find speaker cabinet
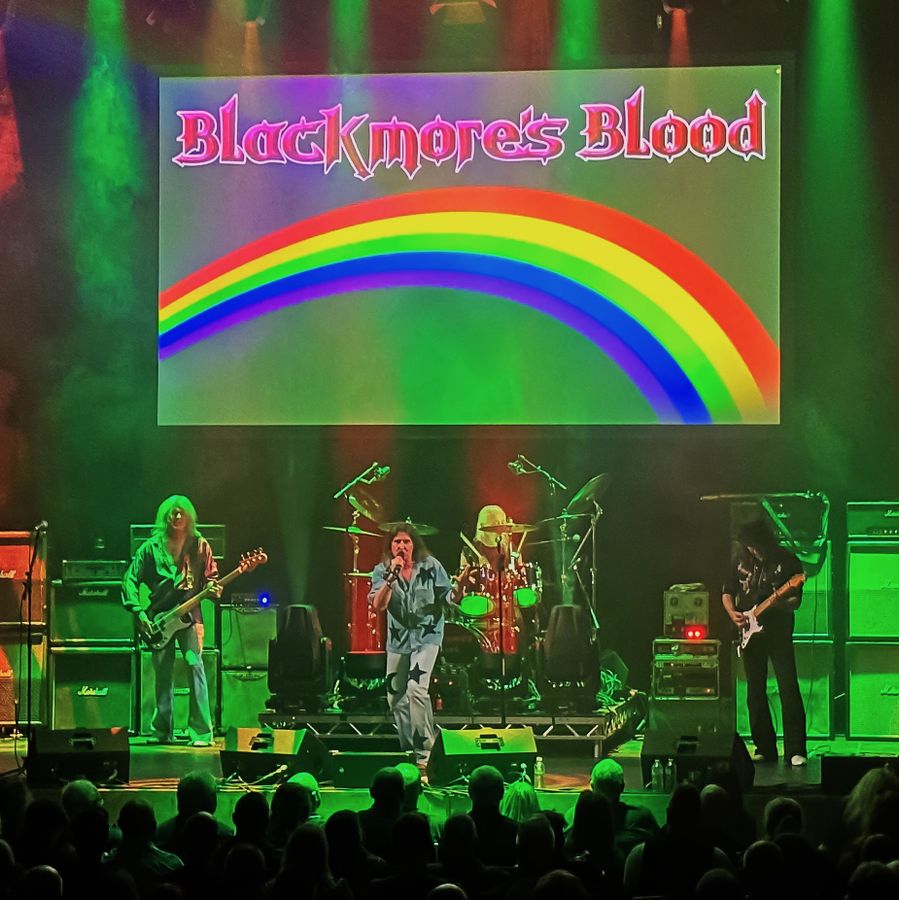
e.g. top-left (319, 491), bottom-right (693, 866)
top-left (220, 604), bottom-right (276, 668)
top-left (140, 649), bottom-right (219, 736)
top-left (642, 697), bottom-right (754, 792)
top-left (847, 543), bottom-right (899, 638)
top-left (847, 642), bottom-right (899, 739)
top-left (0, 630), bottom-right (45, 725)
top-left (26, 726), bottom-right (130, 785)
top-left (735, 639), bottom-right (833, 739)
top-left (50, 646), bottom-right (134, 730)
top-left (220, 668), bottom-right (270, 731)
top-left (219, 727), bottom-right (329, 781)
top-left (50, 580), bottom-right (135, 644)
top-left (0, 532), bottom-right (46, 626)
top-left (795, 543), bottom-right (831, 637)
top-left (426, 727), bottom-right (537, 786)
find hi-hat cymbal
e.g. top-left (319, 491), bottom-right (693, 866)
top-left (480, 522), bottom-right (538, 535)
top-left (347, 488), bottom-right (384, 523)
top-left (323, 525), bottom-right (380, 537)
top-left (378, 520), bottom-right (439, 536)
top-left (566, 473), bottom-right (612, 514)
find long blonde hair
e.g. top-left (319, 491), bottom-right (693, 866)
top-left (152, 494), bottom-right (200, 542)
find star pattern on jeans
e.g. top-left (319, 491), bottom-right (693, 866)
top-left (408, 662), bottom-right (427, 684)
top-left (390, 624), bottom-right (404, 644)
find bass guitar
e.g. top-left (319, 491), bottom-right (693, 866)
top-left (139, 548), bottom-right (268, 650)
top-left (736, 572), bottom-right (805, 656)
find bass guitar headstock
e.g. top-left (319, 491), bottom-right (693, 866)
top-left (238, 548), bottom-right (268, 573)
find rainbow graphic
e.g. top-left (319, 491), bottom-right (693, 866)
top-left (159, 187), bottom-right (779, 424)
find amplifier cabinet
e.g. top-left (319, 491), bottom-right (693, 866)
top-left (0, 532), bottom-right (46, 626)
top-left (847, 502), bottom-right (899, 540)
top-left (220, 604), bottom-right (276, 668)
top-left (653, 639), bottom-right (720, 698)
top-left (50, 580), bottom-right (135, 644)
top-left (220, 668), bottom-right (270, 731)
top-left (140, 649), bottom-right (219, 736)
top-left (50, 646), bottom-right (134, 730)
top-left (847, 543), bottom-right (899, 639)
top-left (847, 642), bottom-right (899, 739)
top-left (736, 639), bottom-right (833, 739)
top-left (0, 630), bottom-right (45, 725)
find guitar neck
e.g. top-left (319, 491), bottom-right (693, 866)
top-left (752, 573), bottom-right (805, 619)
top-left (170, 565), bottom-right (241, 618)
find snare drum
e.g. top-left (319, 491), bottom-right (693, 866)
top-left (512, 562), bottom-right (542, 609)
top-left (457, 565), bottom-right (498, 618)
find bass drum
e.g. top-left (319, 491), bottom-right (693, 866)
top-left (440, 620), bottom-right (490, 666)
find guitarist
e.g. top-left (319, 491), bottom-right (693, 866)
top-left (122, 495), bottom-right (221, 747)
top-left (722, 518), bottom-right (807, 767)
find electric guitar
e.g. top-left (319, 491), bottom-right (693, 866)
top-left (139, 548), bottom-right (268, 650)
top-left (736, 573), bottom-right (806, 656)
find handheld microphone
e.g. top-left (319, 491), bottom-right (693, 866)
top-left (33, 520), bottom-right (48, 534)
top-left (507, 456), bottom-right (526, 475)
top-left (373, 463), bottom-right (391, 480)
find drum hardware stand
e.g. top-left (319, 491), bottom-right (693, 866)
top-left (568, 501), bottom-right (603, 633)
top-left (495, 535), bottom-right (509, 726)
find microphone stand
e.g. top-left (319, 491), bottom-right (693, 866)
top-left (20, 527), bottom-right (44, 740)
top-left (495, 535), bottom-right (507, 726)
top-left (332, 461), bottom-right (384, 500)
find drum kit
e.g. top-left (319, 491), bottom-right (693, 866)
top-left (327, 460), bottom-right (611, 714)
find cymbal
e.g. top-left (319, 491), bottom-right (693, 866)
top-left (323, 525), bottom-right (380, 537)
top-left (566, 473), bottom-right (612, 514)
top-left (537, 512), bottom-right (587, 525)
top-left (347, 487), bottom-right (384, 523)
top-left (479, 522), bottom-right (538, 535)
top-left (378, 520), bottom-right (439, 536)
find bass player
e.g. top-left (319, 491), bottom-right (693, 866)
top-left (722, 518), bottom-right (807, 767)
top-left (122, 495), bottom-right (220, 747)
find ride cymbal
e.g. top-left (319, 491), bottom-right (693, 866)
top-left (378, 520), bottom-right (439, 536)
top-left (566, 473), bottom-right (612, 514)
top-left (323, 525), bottom-right (380, 537)
top-left (479, 522), bottom-right (538, 535)
top-left (347, 487), bottom-right (384, 523)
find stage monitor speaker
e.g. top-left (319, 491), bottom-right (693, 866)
top-left (642, 697), bottom-right (754, 792)
top-left (220, 668), bottom-right (270, 731)
top-left (49, 580), bottom-right (134, 644)
top-left (0, 531), bottom-right (46, 626)
top-left (847, 642), bottom-right (899, 739)
top-left (219, 727), bottom-right (329, 782)
top-left (220, 603), bottom-right (276, 668)
top-left (0, 630), bottom-right (45, 725)
top-left (820, 755), bottom-right (899, 795)
top-left (847, 543), bottom-right (899, 638)
top-left (25, 726), bottom-right (130, 785)
top-left (735, 639), bottom-right (833, 739)
top-left (331, 750), bottom-right (416, 787)
top-left (140, 649), bottom-right (219, 736)
top-left (51, 646), bottom-right (134, 730)
top-left (426, 727), bottom-right (537, 786)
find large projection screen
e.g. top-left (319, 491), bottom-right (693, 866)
top-left (159, 66), bottom-right (781, 425)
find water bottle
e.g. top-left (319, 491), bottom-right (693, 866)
top-left (650, 758), bottom-right (663, 791)
top-left (533, 756), bottom-right (545, 790)
top-left (665, 758), bottom-right (675, 791)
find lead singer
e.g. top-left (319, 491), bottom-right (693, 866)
top-left (370, 525), bottom-right (455, 769)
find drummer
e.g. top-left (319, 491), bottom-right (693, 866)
top-left (459, 504), bottom-right (524, 572)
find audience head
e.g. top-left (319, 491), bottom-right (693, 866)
top-left (541, 810), bottom-right (566, 855)
top-left (20, 866), bottom-right (62, 900)
top-left (516, 814), bottom-right (555, 874)
top-left (427, 885), bottom-right (468, 900)
top-left (437, 814), bottom-right (477, 866)
top-left (394, 812), bottom-right (436, 868)
top-left (369, 767), bottom-right (405, 813)
top-left (233, 790), bottom-right (270, 841)
top-left (69, 804), bottom-right (110, 862)
top-left (700, 784), bottom-right (731, 834)
top-left (468, 766), bottom-right (505, 810)
top-left (60, 780), bottom-right (101, 822)
top-left (288, 772), bottom-right (321, 813)
top-left (763, 796), bottom-right (804, 839)
top-left (118, 799), bottom-right (157, 844)
top-left (695, 867), bottom-right (745, 900)
top-left (224, 843), bottom-right (267, 889)
top-left (534, 869), bottom-right (589, 900)
top-left (868, 789), bottom-right (899, 840)
top-left (396, 762), bottom-right (423, 812)
top-left (282, 823), bottom-right (330, 882)
top-left (860, 832), bottom-right (899, 865)
top-left (570, 790), bottom-right (615, 856)
top-left (846, 861), bottom-right (899, 900)
top-left (20, 799), bottom-right (67, 858)
top-left (742, 840), bottom-right (784, 895)
top-left (0, 772), bottom-right (30, 841)
top-left (324, 809), bottom-right (364, 859)
top-left (177, 811), bottom-right (219, 865)
top-left (666, 783), bottom-right (703, 835)
top-left (844, 766), bottom-right (899, 838)
top-left (590, 759), bottom-right (625, 803)
top-left (500, 779), bottom-right (540, 822)
top-left (270, 781), bottom-right (312, 834)
top-left (706, 762), bottom-right (746, 807)
top-left (176, 770), bottom-right (218, 818)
